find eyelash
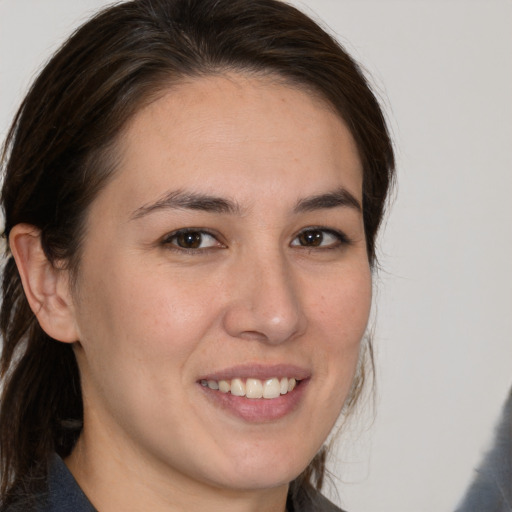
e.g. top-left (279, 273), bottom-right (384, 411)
top-left (161, 226), bottom-right (352, 254)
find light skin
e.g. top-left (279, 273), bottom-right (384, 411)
top-left (10, 73), bottom-right (372, 512)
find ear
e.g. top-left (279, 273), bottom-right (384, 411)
top-left (9, 224), bottom-right (79, 343)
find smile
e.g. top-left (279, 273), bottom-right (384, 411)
top-left (200, 377), bottom-right (298, 399)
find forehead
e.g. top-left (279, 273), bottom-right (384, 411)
top-left (100, 73), bottom-right (363, 214)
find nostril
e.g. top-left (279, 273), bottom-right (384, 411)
top-left (238, 330), bottom-right (271, 342)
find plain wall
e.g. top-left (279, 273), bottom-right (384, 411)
top-left (1, 1), bottom-right (511, 511)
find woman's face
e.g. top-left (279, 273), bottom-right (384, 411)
top-left (69, 74), bottom-right (371, 493)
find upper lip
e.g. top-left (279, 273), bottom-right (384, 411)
top-left (198, 363), bottom-right (310, 382)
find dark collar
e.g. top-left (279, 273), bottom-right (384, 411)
top-left (43, 454), bottom-right (96, 512)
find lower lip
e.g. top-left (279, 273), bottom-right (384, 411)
top-left (199, 379), bottom-right (309, 423)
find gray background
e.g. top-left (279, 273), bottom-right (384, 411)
top-left (1, 1), bottom-right (511, 511)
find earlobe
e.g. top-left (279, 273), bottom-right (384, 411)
top-left (9, 224), bottom-right (79, 343)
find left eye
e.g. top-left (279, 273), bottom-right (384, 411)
top-left (290, 228), bottom-right (344, 248)
top-left (163, 230), bottom-right (221, 250)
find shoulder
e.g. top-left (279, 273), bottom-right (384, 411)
top-left (44, 454), bottom-right (96, 512)
top-left (1, 454), bottom-right (95, 512)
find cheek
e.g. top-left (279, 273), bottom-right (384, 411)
top-left (315, 265), bottom-right (372, 341)
top-left (72, 257), bottom-right (229, 416)
top-left (72, 263), bottom-right (212, 430)
top-left (77, 258), bottom-right (214, 350)
top-left (311, 265), bottom-right (372, 386)
top-left (296, 267), bottom-right (371, 445)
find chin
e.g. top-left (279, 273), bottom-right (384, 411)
top-left (207, 449), bottom-right (311, 491)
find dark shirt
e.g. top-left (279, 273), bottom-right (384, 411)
top-left (3, 455), bottom-right (344, 512)
top-left (42, 455), bottom-right (96, 512)
top-left (1, 455), bottom-right (94, 512)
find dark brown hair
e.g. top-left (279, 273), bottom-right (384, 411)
top-left (0, 0), bottom-right (394, 504)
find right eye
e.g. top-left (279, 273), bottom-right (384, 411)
top-left (162, 229), bottom-right (223, 251)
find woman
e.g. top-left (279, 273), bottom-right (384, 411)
top-left (0, 0), bottom-right (394, 510)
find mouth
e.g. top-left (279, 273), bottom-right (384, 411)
top-left (200, 377), bottom-right (299, 399)
top-left (197, 365), bottom-right (310, 422)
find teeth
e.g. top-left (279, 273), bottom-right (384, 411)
top-left (218, 380), bottom-right (230, 393)
top-left (280, 377), bottom-right (289, 395)
top-left (207, 380), bottom-right (219, 390)
top-left (246, 378), bottom-right (263, 398)
top-left (200, 377), bottom-right (300, 399)
top-left (230, 378), bottom-right (245, 397)
top-left (263, 378), bottom-right (281, 399)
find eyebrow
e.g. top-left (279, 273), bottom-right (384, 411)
top-left (294, 187), bottom-right (362, 213)
top-left (131, 189), bottom-right (243, 220)
top-left (131, 186), bottom-right (361, 221)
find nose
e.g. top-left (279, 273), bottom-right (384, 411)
top-left (221, 250), bottom-right (307, 345)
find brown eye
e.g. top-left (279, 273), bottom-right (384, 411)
top-left (176, 231), bottom-right (203, 249)
top-left (164, 230), bottom-right (220, 250)
top-left (291, 228), bottom-right (346, 248)
top-left (297, 229), bottom-right (323, 247)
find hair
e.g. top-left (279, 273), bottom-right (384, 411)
top-left (0, 0), bottom-right (394, 505)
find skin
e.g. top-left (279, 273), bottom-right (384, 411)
top-left (11, 73), bottom-right (371, 512)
